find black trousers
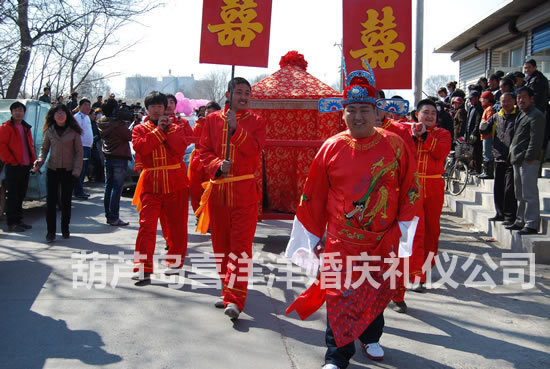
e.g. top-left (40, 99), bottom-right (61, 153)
top-left (5, 164), bottom-right (30, 226)
top-left (493, 161), bottom-right (517, 221)
top-left (46, 169), bottom-right (74, 234)
top-left (325, 313), bottom-right (384, 368)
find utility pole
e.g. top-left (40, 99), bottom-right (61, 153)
top-left (334, 40), bottom-right (343, 92)
top-left (414, 0), bottom-right (424, 106)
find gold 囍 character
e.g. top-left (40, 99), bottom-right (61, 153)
top-left (349, 6), bottom-right (405, 69)
top-left (208, 0), bottom-right (264, 47)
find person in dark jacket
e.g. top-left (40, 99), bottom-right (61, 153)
top-left (39, 87), bottom-right (52, 104)
top-left (506, 87), bottom-right (546, 235)
top-left (524, 59), bottom-right (549, 115)
top-left (97, 99), bottom-right (131, 226)
top-left (479, 92), bottom-right (517, 224)
top-left (451, 96), bottom-right (467, 148)
top-left (436, 101), bottom-right (453, 141)
top-left (67, 91), bottom-right (79, 112)
top-left (467, 91), bottom-right (484, 173)
top-left (0, 102), bottom-right (36, 232)
top-left (524, 59), bottom-right (550, 161)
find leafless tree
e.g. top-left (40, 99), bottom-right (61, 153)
top-left (201, 69), bottom-right (230, 105)
top-left (125, 75), bottom-right (158, 99)
top-left (250, 73), bottom-right (269, 86)
top-left (0, 0), bottom-right (159, 98)
top-left (424, 74), bottom-right (456, 97)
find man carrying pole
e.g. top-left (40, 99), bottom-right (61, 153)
top-left (195, 77), bottom-right (266, 320)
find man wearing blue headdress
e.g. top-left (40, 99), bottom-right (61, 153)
top-left (285, 72), bottom-right (421, 369)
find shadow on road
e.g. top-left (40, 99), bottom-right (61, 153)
top-left (0, 260), bottom-right (122, 369)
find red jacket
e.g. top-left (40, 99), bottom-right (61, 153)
top-left (414, 126), bottom-right (451, 196)
top-left (198, 109), bottom-right (266, 207)
top-left (0, 119), bottom-right (36, 166)
top-left (132, 119), bottom-right (189, 194)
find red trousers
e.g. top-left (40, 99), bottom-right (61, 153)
top-left (394, 178), bottom-right (444, 302)
top-left (209, 201), bottom-right (257, 312)
top-left (410, 177), bottom-right (445, 284)
top-left (134, 188), bottom-right (189, 273)
top-left (188, 150), bottom-right (208, 213)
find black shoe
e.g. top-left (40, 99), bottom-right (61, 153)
top-left (411, 283), bottom-right (426, 293)
top-left (8, 224), bottom-right (26, 232)
top-left (392, 301), bottom-right (408, 313)
top-left (488, 215), bottom-right (504, 222)
top-left (518, 227), bottom-right (538, 235)
top-left (46, 233), bottom-right (56, 243)
top-left (18, 222), bottom-right (32, 229)
top-left (505, 223), bottom-right (523, 231)
top-left (502, 220), bottom-right (515, 226)
top-left (131, 272), bottom-right (151, 281)
top-left (75, 194), bottom-right (89, 200)
top-left (62, 231), bottom-right (70, 239)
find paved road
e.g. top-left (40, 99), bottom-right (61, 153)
top-left (1, 183), bottom-right (549, 369)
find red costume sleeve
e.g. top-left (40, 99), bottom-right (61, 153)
top-left (132, 123), bottom-right (167, 157)
top-left (230, 116), bottom-right (266, 157)
top-left (394, 135), bottom-right (421, 222)
top-left (164, 124), bottom-right (188, 158)
top-left (295, 141), bottom-right (332, 239)
top-left (420, 127), bottom-right (452, 162)
top-left (198, 115), bottom-right (224, 178)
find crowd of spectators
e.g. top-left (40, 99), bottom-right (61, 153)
top-left (430, 59), bottom-right (549, 235)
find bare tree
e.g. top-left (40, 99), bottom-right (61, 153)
top-left (201, 70), bottom-right (230, 105)
top-left (125, 75), bottom-right (158, 99)
top-left (424, 74), bottom-right (456, 97)
top-left (250, 73), bottom-right (269, 86)
top-left (78, 71), bottom-right (111, 99)
top-left (0, 0), bottom-right (159, 98)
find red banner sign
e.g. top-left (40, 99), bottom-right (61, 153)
top-left (200, 0), bottom-right (272, 67)
top-left (343, 0), bottom-right (412, 89)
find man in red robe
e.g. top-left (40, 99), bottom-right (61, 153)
top-left (285, 77), bottom-right (420, 369)
top-left (409, 99), bottom-right (452, 292)
top-left (196, 78), bottom-right (266, 320)
top-left (131, 91), bottom-right (190, 280)
top-left (188, 101), bottom-right (221, 213)
top-left (157, 94), bottom-right (194, 251)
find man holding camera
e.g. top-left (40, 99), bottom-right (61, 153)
top-left (131, 91), bottom-right (190, 280)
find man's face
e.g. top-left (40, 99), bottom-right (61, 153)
top-left (500, 94), bottom-right (515, 113)
top-left (416, 104), bottom-right (437, 127)
top-left (517, 90), bottom-right (534, 112)
top-left (515, 77), bottom-right (524, 86)
top-left (11, 107), bottom-right (25, 122)
top-left (97, 96), bottom-right (102, 102)
top-left (45, 89), bottom-right (50, 96)
top-left (80, 102), bottom-right (91, 115)
top-left (166, 98), bottom-right (176, 114)
top-left (227, 83), bottom-right (251, 112)
top-left (343, 103), bottom-right (376, 139)
top-left (147, 103), bottom-right (165, 120)
top-left (523, 63), bottom-right (536, 77)
top-left (488, 78), bottom-right (499, 90)
top-left (206, 107), bottom-right (217, 116)
top-left (499, 82), bottom-right (512, 93)
top-left (438, 91), bottom-right (447, 98)
top-left (469, 96), bottom-right (479, 106)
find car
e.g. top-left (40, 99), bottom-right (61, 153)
top-left (0, 99), bottom-right (52, 200)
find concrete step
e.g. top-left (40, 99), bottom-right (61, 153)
top-left (445, 177), bottom-right (550, 264)
top-left (473, 176), bottom-right (550, 194)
